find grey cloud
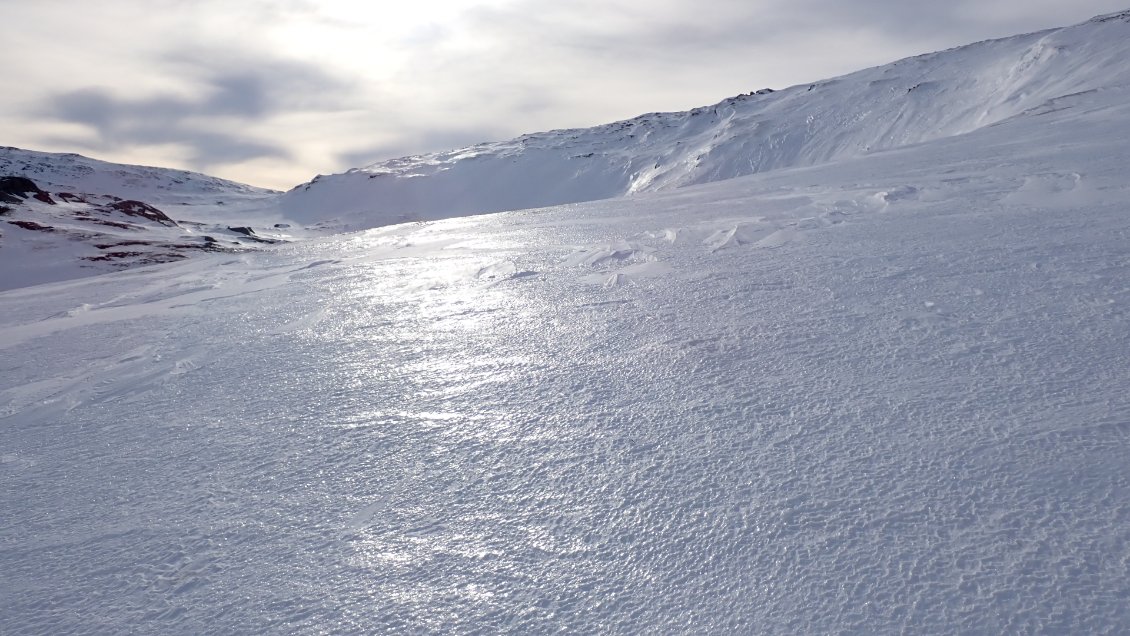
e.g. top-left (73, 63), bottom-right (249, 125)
top-left (463, 0), bottom-right (1119, 69)
top-left (179, 133), bottom-right (288, 166)
top-left (46, 86), bottom-right (290, 168)
top-left (40, 51), bottom-right (356, 170)
top-left (161, 50), bottom-right (353, 113)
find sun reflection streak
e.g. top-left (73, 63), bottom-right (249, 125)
top-left (293, 218), bottom-right (599, 626)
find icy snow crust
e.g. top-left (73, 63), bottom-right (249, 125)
top-left (3, 68), bottom-right (1130, 632)
top-left (281, 12), bottom-right (1130, 230)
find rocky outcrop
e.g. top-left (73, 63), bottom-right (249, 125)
top-left (105, 200), bottom-right (177, 226)
top-left (0, 176), bottom-right (55, 205)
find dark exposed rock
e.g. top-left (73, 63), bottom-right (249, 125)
top-left (7, 220), bottom-right (56, 232)
top-left (201, 236), bottom-right (226, 251)
top-left (93, 240), bottom-right (152, 249)
top-left (72, 213), bottom-right (140, 230)
top-left (227, 225), bottom-right (280, 244)
top-left (93, 219), bottom-right (139, 230)
top-left (82, 251), bottom-right (186, 267)
top-left (0, 176), bottom-right (55, 205)
top-left (1092, 10), bottom-right (1130, 23)
top-left (84, 251), bottom-right (146, 261)
top-left (105, 200), bottom-right (177, 226)
top-left (168, 240), bottom-right (232, 252)
top-left (0, 176), bottom-right (40, 198)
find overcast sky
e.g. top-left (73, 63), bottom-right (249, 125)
top-left (3, 1), bottom-right (1127, 190)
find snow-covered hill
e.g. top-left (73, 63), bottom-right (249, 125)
top-left (0, 146), bottom-right (276, 206)
top-left (280, 10), bottom-right (1130, 229)
top-left (0, 148), bottom-right (289, 290)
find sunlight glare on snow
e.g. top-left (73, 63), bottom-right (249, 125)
top-left (324, 222), bottom-right (543, 443)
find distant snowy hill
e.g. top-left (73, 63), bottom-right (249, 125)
top-left (0, 146), bottom-right (275, 205)
top-left (280, 10), bottom-right (1130, 229)
top-left (0, 148), bottom-right (287, 290)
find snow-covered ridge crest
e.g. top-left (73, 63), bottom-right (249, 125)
top-left (1089, 9), bottom-right (1130, 22)
top-left (281, 9), bottom-right (1130, 229)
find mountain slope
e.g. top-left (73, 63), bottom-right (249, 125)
top-left (0, 148), bottom-right (289, 290)
top-left (280, 10), bottom-right (1130, 229)
top-left (0, 146), bottom-right (277, 206)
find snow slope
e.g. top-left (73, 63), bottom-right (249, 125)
top-left (280, 10), bottom-right (1130, 229)
top-left (0, 146), bottom-right (277, 207)
top-left (3, 35), bottom-right (1130, 632)
top-left (0, 148), bottom-right (289, 290)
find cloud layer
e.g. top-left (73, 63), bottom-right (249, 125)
top-left (3, 0), bottom-right (1128, 189)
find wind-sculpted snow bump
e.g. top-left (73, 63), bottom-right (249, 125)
top-left (347, 498), bottom-right (390, 530)
top-left (754, 228), bottom-right (803, 249)
top-left (702, 225), bottom-right (766, 252)
top-left (580, 261), bottom-right (675, 287)
top-left (169, 353), bottom-right (206, 376)
top-left (299, 259), bottom-right (341, 270)
top-left (563, 240), bottom-right (656, 268)
top-left (1006, 172), bottom-right (1096, 208)
top-left (0, 453), bottom-right (36, 470)
top-left (273, 309), bottom-right (329, 336)
top-left (876, 185), bottom-right (921, 204)
top-left (475, 260), bottom-right (519, 280)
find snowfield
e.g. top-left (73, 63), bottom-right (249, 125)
top-left (3, 11), bottom-right (1130, 635)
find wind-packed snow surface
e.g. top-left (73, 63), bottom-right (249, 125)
top-left (281, 11), bottom-right (1130, 230)
top-left (3, 51), bottom-right (1130, 632)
